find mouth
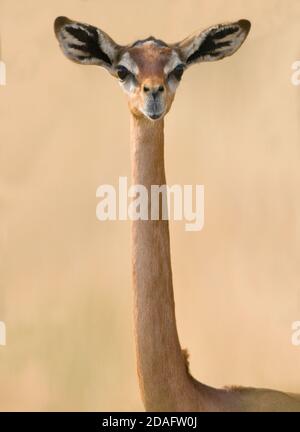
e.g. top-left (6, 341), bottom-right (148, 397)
top-left (143, 100), bottom-right (164, 121)
top-left (149, 113), bottom-right (162, 120)
top-left (145, 112), bottom-right (164, 121)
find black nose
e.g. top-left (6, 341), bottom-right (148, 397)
top-left (143, 85), bottom-right (165, 97)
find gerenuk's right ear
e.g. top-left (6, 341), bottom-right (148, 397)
top-left (54, 16), bottom-right (121, 73)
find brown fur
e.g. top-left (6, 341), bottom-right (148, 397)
top-left (55, 16), bottom-right (300, 412)
top-left (125, 44), bottom-right (175, 119)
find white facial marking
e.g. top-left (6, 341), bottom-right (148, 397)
top-left (119, 76), bottom-right (136, 95)
top-left (118, 52), bottom-right (139, 75)
top-left (164, 51), bottom-right (182, 75)
top-left (117, 53), bottom-right (139, 95)
top-left (141, 40), bottom-right (158, 46)
top-left (164, 51), bottom-right (183, 94)
top-left (168, 76), bottom-right (180, 94)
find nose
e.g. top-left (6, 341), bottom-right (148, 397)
top-left (143, 84), bottom-right (165, 98)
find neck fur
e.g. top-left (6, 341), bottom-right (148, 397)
top-left (130, 114), bottom-right (206, 411)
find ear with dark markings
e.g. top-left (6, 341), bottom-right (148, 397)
top-left (176, 20), bottom-right (251, 65)
top-left (54, 16), bottom-right (121, 72)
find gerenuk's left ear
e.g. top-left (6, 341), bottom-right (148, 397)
top-left (176, 19), bottom-right (251, 66)
top-left (54, 16), bottom-right (121, 73)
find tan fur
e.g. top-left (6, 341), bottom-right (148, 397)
top-left (130, 114), bottom-right (300, 412)
top-left (125, 44), bottom-right (175, 118)
top-left (55, 16), bottom-right (300, 412)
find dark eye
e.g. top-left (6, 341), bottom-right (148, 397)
top-left (171, 64), bottom-right (185, 81)
top-left (117, 66), bottom-right (130, 81)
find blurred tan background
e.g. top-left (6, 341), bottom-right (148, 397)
top-left (1, 0), bottom-right (300, 411)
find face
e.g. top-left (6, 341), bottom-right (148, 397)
top-left (54, 17), bottom-right (251, 121)
top-left (115, 41), bottom-right (184, 120)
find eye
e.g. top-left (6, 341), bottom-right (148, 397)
top-left (117, 65), bottom-right (130, 81)
top-left (170, 64), bottom-right (185, 81)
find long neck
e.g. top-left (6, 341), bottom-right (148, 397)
top-left (127, 115), bottom-right (300, 413)
top-left (130, 114), bottom-right (191, 411)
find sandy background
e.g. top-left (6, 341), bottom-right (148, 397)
top-left (1, 0), bottom-right (300, 411)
